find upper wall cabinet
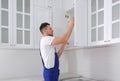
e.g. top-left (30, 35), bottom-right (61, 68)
top-left (66, 0), bottom-right (120, 47)
top-left (64, 8), bottom-right (75, 48)
top-left (0, 0), bottom-right (33, 48)
top-left (13, 0), bottom-right (33, 48)
top-left (88, 0), bottom-right (111, 46)
top-left (63, 0), bottom-right (88, 48)
top-left (33, 5), bottom-right (52, 48)
top-left (74, 0), bottom-right (88, 47)
top-left (88, 0), bottom-right (120, 46)
top-left (0, 0), bottom-right (53, 49)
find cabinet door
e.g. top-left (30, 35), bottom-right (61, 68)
top-left (110, 0), bottom-right (120, 43)
top-left (88, 0), bottom-right (109, 46)
top-left (74, 0), bottom-right (88, 47)
top-left (13, 0), bottom-right (33, 48)
top-left (33, 7), bottom-right (52, 48)
top-left (0, 0), bottom-right (11, 47)
top-left (64, 8), bottom-right (75, 48)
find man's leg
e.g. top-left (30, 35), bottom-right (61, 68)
top-left (44, 69), bottom-right (59, 81)
top-left (44, 69), bottom-right (54, 81)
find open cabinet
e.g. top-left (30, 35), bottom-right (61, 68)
top-left (64, 0), bottom-right (88, 49)
top-left (65, 8), bottom-right (75, 48)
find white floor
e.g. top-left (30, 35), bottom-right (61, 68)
top-left (0, 73), bottom-right (81, 81)
top-left (0, 73), bottom-right (108, 81)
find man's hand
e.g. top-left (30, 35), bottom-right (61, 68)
top-left (68, 17), bottom-right (74, 28)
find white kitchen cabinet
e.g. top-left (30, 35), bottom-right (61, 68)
top-left (88, 0), bottom-right (111, 46)
top-left (74, 0), bottom-right (88, 47)
top-left (0, 0), bottom-right (52, 49)
top-left (33, 5), bottom-right (52, 48)
top-left (88, 0), bottom-right (120, 46)
top-left (88, 0), bottom-right (105, 46)
top-left (64, 8), bottom-right (75, 48)
top-left (64, 0), bottom-right (88, 48)
top-left (0, 0), bottom-right (33, 48)
top-left (64, 0), bottom-right (120, 48)
top-left (13, 0), bottom-right (33, 48)
top-left (33, 0), bottom-right (53, 49)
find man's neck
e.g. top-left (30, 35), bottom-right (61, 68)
top-left (43, 34), bottom-right (53, 37)
top-left (43, 34), bottom-right (48, 37)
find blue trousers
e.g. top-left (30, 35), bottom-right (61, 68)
top-left (43, 67), bottom-right (59, 81)
top-left (41, 52), bottom-right (59, 81)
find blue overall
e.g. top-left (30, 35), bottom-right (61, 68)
top-left (40, 52), bottom-right (59, 81)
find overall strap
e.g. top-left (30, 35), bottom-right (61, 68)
top-left (39, 41), bottom-right (45, 66)
top-left (39, 51), bottom-right (45, 66)
top-left (54, 47), bottom-right (57, 53)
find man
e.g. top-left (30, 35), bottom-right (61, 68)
top-left (39, 17), bottom-right (74, 81)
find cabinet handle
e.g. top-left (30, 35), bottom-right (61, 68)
top-left (108, 40), bottom-right (110, 42)
top-left (73, 3), bottom-right (75, 6)
top-left (104, 40), bottom-right (107, 42)
top-left (10, 44), bottom-right (13, 46)
top-left (13, 44), bottom-right (16, 47)
top-left (67, 42), bottom-right (69, 45)
top-left (104, 40), bottom-right (110, 42)
top-left (10, 44), bottom-right (16, 47)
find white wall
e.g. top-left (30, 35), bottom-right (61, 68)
top-left (66, 45), bottom-right (120, 81)
top-left (1, 45), bottom-right (119, 81)
top-left (0, 49), bottom-right (68, 80)
top-left (0, 49), bottom-right (41, 79)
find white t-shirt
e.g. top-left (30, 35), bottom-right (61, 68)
top-left (40, 36), bottom-right (55, 69)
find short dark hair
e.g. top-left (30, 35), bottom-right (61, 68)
top-left (39, 22), bottom-right (50, 34)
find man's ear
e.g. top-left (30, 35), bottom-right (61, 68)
top-left (43, 27), bottom-right (47, 34)
top-left (45, 27), bottom-right (49, 32)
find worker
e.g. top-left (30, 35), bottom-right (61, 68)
top-left (39, 17), bottom-right (74, 81)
